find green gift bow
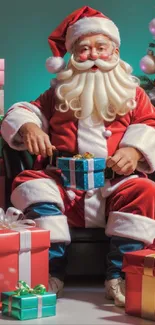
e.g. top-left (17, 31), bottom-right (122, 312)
top-left (14, 281), bottom-right (46, 296)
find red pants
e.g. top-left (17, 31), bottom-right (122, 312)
top-left (11, 170), bottom-right (155, 245)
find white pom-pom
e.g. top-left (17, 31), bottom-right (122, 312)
top-left (86, 190), bottom-right (94, 197)
top-left (103, 130), bottom-right (112, 138)
top-left (66, 190), bottom-right (76, 201)
top-left (46, 56), bottom-right (66, 73)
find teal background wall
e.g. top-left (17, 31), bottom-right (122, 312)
top-left (0, 0), bottom-right (155, 110)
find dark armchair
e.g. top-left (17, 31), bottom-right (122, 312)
top-left (2, 142), bottom-right (109, 278)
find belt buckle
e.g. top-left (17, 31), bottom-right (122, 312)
top-left (105, 167), bottom-right (115, 180)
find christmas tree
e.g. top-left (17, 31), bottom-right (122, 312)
top-left (139, 18), bottom-right (155, 104)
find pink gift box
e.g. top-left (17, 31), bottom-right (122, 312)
top-left (0, 59), bottom-right (4, 71)
top-left (0, 90), bottom-right (4, 114)
top-left (0, 71), bottom-right (4, 86)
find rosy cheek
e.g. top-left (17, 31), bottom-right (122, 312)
top-left (79, 53), bottom-right (88, 61)
top-left (100, 53), bottom-right (110, 60)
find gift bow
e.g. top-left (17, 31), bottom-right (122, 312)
top-left (0, 207), bottom-right (36, 229)
top-left (73, 152), bottom-right (95, 159)
top-left (14, 281), bottom-right (46, 296)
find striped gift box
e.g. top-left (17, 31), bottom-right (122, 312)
top-left (57, 157), bottom-right (106, 190)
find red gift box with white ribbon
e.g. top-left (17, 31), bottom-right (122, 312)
top-left (0, 208), bottom-right (50, 298)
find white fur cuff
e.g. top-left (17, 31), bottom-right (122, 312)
top-left (34, 215), bottom-right (71, 244)
top-left (11, 178), bottom-right (65, 212)
top-left (105, 211), bottom-right (155, 244)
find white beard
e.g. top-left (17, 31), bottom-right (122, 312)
top-left (55, 53), bottom-right (139, 124)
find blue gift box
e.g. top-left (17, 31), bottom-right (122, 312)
top-left (57, 157), bottom-right (106, 190)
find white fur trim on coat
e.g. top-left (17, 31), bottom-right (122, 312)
top-left (105, 211), bottom-right (155, 244)
top-left (77, 119), bottom-right (108, 158)
top-left (66, 17), bottom-right (120, 52)
top-left (34, 215), bottom-right (71, 244)
top-left (119, 123), bottom-right (155, 173)
top-left (11, 178), bottom-right (65, 212)
top-left (84, 188), bottom-right (106, 228)
top-left (1, 102), bottom-right (49, 150)
top-left (101, 175), bottom-right (138, 198)
top-left (77, 120), bottom-right (109, 227)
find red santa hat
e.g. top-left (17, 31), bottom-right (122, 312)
top-left (46, 6), bottom-right (120, 74)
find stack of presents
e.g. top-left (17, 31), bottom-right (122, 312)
top-left (0, 217), bottom-right (56, 320)
top-left (0, 58), bottom-right (155, 321)
top-left (0, 59), bottom-right (57, 321)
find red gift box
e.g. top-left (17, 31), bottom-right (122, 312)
top-left (123, 249), bottom-right (155, 321)
top-left (0, 227), bottom-right (50, 297)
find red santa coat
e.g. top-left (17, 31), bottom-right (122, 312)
top-left (1, 86), bottom-right (155, 243)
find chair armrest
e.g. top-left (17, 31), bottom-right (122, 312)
top-left (2, 142), bottom-right (34, 180)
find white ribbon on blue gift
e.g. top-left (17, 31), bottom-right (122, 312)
top-left (69, 158), bottom-right (95, 189)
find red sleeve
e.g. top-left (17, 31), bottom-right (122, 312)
top-left (132, 87), bottom-right (155, 127)
top-left (30, 87), bottom-right (56, 121)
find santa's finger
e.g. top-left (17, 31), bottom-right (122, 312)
top-left (112, 157), bottom-right (132, 171)
top-left (31, 139), bottom-right (40, 156)
top-left (106, 153), bottom-right (122, 168)
top-left (115, 163), bottom-right (134, 176)
top-left (37, 138), bottom-right (47, 157)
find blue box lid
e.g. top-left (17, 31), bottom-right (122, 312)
top-left (57, 157), bottom-right (106, 172)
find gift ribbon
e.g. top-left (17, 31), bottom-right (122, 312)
top-left (73, 152), bottom-right (95, 159)
top-left (0, 207), bottom-right (36, 286)
top-left (15, 281), bottom-right (46, 295)
top-left (8, 281), bottom-right (46, 318)
top-left (141, 254), bottom-right (155, 320)
top-left (69, 158), bottom-right (95, 189)
top-left (0, 207), bottom-right (35, 229)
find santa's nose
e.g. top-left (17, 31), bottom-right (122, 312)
top-left (89, 51), bottom-right (98, 60)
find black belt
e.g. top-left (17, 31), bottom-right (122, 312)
top-left (47, 150), bottom-right (117, 180)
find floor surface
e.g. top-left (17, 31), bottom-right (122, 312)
top-left (0, 284), bottom-right (154, 325)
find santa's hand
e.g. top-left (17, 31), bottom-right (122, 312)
top-left (106, 147), bottom-right (143, 176)
top-left (19, 122), bottom-right (55, 157)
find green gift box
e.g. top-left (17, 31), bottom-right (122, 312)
top-left (2, 290), bottom-right (56, 320)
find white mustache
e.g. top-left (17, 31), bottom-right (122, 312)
top-left (70, 54), bottom-right (120, 72)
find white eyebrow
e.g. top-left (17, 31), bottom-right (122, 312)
top-left (78, 40), bottom-right (91, 47)
top-left (95, 39), bottom-right (108, 45)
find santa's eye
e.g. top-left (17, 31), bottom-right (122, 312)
top-left (98, 46), bottom-right (106, 51)
top-left (81, 46), bottom-right (89, 52)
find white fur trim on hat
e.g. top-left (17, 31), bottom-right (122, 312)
top-left (66, 17), bottom-right (120, 52)
top-left (46, 56), bottom-right (66, 73)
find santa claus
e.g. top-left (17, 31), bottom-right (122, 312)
top-left (1, 6), bottom-right (155, 307)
